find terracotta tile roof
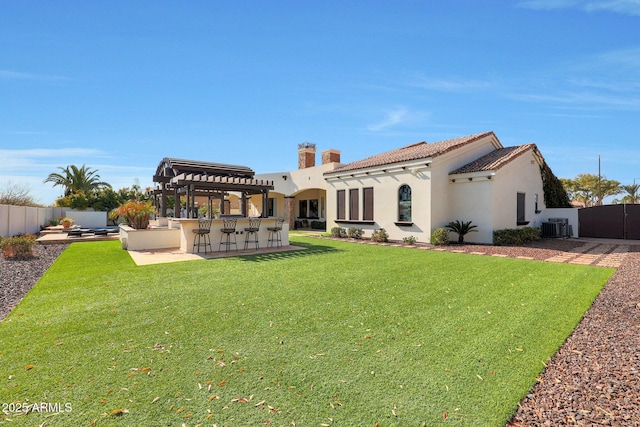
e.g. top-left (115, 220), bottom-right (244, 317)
top-left (449, 144), bottom-right (537, 175)
top-left (326, 131), bottom-right (497, 174)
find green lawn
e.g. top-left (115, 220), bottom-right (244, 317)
top-left (0, 237), bottom-right (614, 426)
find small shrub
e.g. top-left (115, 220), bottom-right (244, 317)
top-left (430, 228), bottom-right (450, 245)
top-left (493, 227), bottom-right (542, 246)
top-left (347, 227), bottom-right (363, 239)
top-left (1, 234), bottom-right (37, 258)
top-left (330, 226), bottom-right (346, 238)
top-left (445, 220), bottom-right (478, 244)
top-left (402, 235), bottom-right (417, 245)
top-left (371, 228), bottom-right (389, 243)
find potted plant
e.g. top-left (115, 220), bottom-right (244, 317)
top-left (110, 200), bottom-right (156, 229)
top-left (59, 217), bottom-right (74, 229)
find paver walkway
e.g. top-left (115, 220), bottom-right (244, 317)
top-left (408, 238), bottom-right (635, 268)
top-left (543, 242), bottom-right (629, 267)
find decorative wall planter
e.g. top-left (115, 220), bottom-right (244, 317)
top-left (118, 225), bottom-right (181, 251)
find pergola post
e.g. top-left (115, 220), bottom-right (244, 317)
top-left (190, 184), bottom-right (197, 218)
top-left (174, 187), bottom-right (180, 217)
top-left (285, 196), bottom-right (295, 229)
top-left (160, 185), bottom-right (167, 217)
top-left (262, 191), bottom-right (269, 218)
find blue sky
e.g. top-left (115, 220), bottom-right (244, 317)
top-left (1, 0), bottom-right (639, 205)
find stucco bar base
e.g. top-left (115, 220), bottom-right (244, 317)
top-left (119, 217), bottom-right (289, 253)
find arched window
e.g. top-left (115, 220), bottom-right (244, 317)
top-left (398, 185), bottom-right (412, 222)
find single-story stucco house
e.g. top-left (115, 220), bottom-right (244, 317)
top-left (251, 131), bottom-right (575, 244)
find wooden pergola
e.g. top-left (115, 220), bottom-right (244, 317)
top-left (150, 158), bottom-right (274, 218)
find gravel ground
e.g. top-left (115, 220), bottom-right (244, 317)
top-left (0, 243), bottom-right (67, 321)
top-left (1, 239), bottom-right (639, 424)
top-left (507, 250), bottom-right (640, 426)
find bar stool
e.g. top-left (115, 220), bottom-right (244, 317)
top-left (219, 218), bottom-right (237, 252)
top-left (192, 218), bottom-right (213, 253)
top-left (267, 217), bottom-right (285, 248)
top-left (243, 217), bottom-right (261, 250)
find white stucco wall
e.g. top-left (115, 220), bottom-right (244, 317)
top-left (448, 178), bottom-right (495, 244)
top-left (429, 136), bottom-right (498, 229)
top-left (325, 133), bottom-right (504, 243)
top-left (256, 162), bottom-right (338, 197)
top-left (490, 151), bottom-right (545, 234)
top-left (64, 210), bottom-right (108, 228)
top-left (440, 149), bottom-right (546, 244)
top-left (325, 162), bottom-right (431, 241)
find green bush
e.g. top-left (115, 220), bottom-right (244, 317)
top-left (330, 226), bottom-right (346, 238)
top-left (1, 234), bottom-right (37, 258)
top-left (347, 227), bottom-right (363, 239)
top-left (430, 228), bottom-right (450, 245)
top-left (493, 227), bottom-right (542, 246)
top-left (371, 228), bottom-right (389, 243)
top-left (403, 235), bottom-right (417, 245)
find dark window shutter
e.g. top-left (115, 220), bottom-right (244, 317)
top-left (363, 187), bottom-right (374, 221)
top-left (349, 189), bottom-right (359, 220)
top-left (337, 190), bottom-right (345, 220)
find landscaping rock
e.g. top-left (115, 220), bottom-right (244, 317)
top-left (0, 243), bottom-right (67, 321)
top-left (507, 251), bottom-right (640, 426)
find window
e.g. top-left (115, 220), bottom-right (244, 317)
top-left (349, 189), bottom-right (359, 220)
top-left (299, 200), bottom-right (308, 218)
top-left (337, 190), bottom-right (345, 220)
top-left (398, 185), bottom-right (412, 222)
top-left (298, 199), bottom-right (319, 218)
top-left (309, 199), bottom-right (319, 218)
top-left (267, 198), bottom-right (275, 217)
top-left (517, 192), bottom-right (526, 224)
top-left (363, 187), bottom-right (374, 221)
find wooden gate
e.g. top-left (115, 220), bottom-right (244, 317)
top-left (578, 204), bottom-right (640, 240)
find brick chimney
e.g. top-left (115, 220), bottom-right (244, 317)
top-left (298, 142), bottom-right (316, 169)
top-left (322, 149), bottom-right (341, 165)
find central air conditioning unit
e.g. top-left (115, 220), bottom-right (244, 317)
top-left (542, 218), bottom-right (571, 238)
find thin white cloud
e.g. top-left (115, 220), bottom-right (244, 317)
top-left (0, 148), bottom-right (113, 173)
top-left (0, 69), bottom-right (70, 81)
top-left (584, 0), bottom-right (640, 15)
top-left (0, 147), bottom-right (156, 205)
top-left (0, 148), bottom-right (106, 159)
top-left (505, 47), bottom-right (640, 110)
top-left (517, 0), bottom-right (640, 16)
top-left (368, 107), bottom-right (409, 132)
top-left (403, 73), bottom-right (491, 93)
top-left (366, 107), bottom-right (431, 133)
top-left (509, 90), bottom-right (640, 109)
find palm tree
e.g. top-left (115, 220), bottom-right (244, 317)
top-left (445, 220), bottom-right (478, 244)
top-left (620, 184), bottom-right (640, 204)
top-left (43, 164), bottom-right (111, 196)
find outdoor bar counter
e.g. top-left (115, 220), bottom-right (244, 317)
top-left (170, 217), bottom-right (289, 253)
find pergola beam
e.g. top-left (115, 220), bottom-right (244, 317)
top-left (152, 158), bottom-right (274, 218)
